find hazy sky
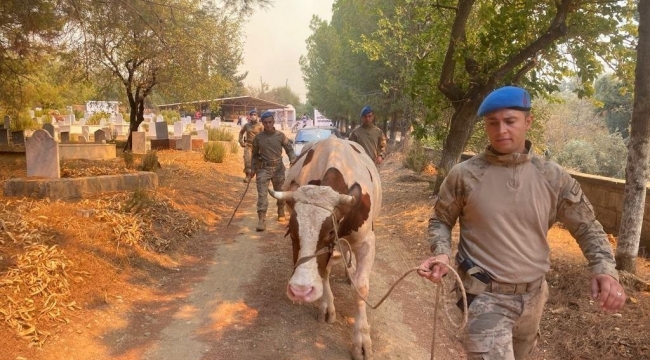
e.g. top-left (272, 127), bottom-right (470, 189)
top-left (240, 1), bottom-right (335, 104)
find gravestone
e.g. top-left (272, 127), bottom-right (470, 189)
top-left (180, 134), bottom-right (192, 151)
top-left (102, 127), bottom-right (113, 141)
top-left (197, 129), bottom-right (208, 142)
top-left (195, 120), bottom-right (205, 131)
top-left (3, 115), bottom-right (10, 129)
top-left (156, 115), bottom-right (164, 123)
top-left (155, 122), bottom-right (168, 139)
top-left (94, 129), bottom-right (106, 143)
top-left (0, 129), bottom-right (8, 146)
top-left (173, 121), bottom-right (183, 137)
top-left (60, 131), bottom-right (70, 143)
top-left (78, 135), bottom-right (86, 143)
top-left (42, 123), bottom-right (55, 137)
top-left (211, 119), bottom-right (220, 129)
top-left (82, 126), bottom-right (90, 142)
top-left (26, 129), bottom-right (60, 178)
top-left (11, 131), bottom-right (25, 146)
top-left (115, 113), bottom-right (124, 124)
top-left (132, 131), bottom-right (146, 154)
top-left (147, 121), bottom-right (157, 137)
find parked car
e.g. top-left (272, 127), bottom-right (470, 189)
top-left (293, 126), bottom-right (342, 156)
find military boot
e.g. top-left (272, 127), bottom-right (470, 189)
top-left (277, 205), bottom-right (286, 222)
top-left (256, 212), bottom-right (266, 232)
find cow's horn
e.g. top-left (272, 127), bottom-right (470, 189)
top-left (338, 194), bottom-right (355, 206)
top-left (269, 189), bottom-right (294, 201)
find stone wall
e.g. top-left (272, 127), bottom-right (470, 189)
top-left (570, 171), bottom-right (650, 250)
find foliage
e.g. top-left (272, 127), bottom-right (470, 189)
top-left (161, 110), bottom-right (180, 125)
top-left (140, 151), bottom-right (160, 172)
top-left (593, 74), bottom-right (633, 138)
top-left (85, 111), bottom-right (111, 126)
top-left (403, 140), bottom-right (428, 174)
top-left (204, 142), bottom-right (227, 163)
top-left (208, 128), bottom-right (235, 141)
top-left (229, 141), bottom-right (239, 154)
top-left (9, 112), bottom-right (39, 131)
top-left (122, 151), bottom-right (135, 169)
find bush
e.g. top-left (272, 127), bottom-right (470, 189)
top-left (86, 111), bottom-right (111, 126)
top-left (229, 141), bottom-right (239, 154)
top-left (204, 142), bottom-right (227, 163)
top-left (10, 112), bottom-right (39, 131)
top-left (140, 151), bottom-right (160, 172)
top-left (404, 140), bottom-right (428, 174)
top-left (208, 127), bottom-right (234, 141)
top-left (123, 151), bottom-right (135, 169)
top-left (161, 110), bottom-right (180, 125)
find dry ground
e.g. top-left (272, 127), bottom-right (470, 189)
top-left (0, 140), bottom-right (649, 360)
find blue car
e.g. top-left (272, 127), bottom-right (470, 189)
top-left (293, 126), bottom-right (343, 156)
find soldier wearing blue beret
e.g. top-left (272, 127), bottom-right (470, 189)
top-left (418, 86), bottom-right (625, 359)
top-left (348, 105), bottom-right (387, 165)
top-left (239, 109), bottom-right (263, 182)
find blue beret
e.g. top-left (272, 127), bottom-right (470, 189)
top-left (360, 105), bottom-right (373, 117)
top-left (260, 111), bottom-right (274, 120)
top-left (249, 109), bottom-right (257, 116)
top-left (477, 86), bottom-right (531, 117)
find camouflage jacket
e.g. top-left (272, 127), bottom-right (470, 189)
top-left (428, 141), bottom-right (619, 283)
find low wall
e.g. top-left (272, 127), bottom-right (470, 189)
top-left (570, 172), bottom-right (650, 250)
top-left (3, 172), bottom-right (158, 200)
top-left (59, 143), bottom-right (116, 160)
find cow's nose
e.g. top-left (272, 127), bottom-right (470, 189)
top-left (287, 284), bottom-right (314, 300)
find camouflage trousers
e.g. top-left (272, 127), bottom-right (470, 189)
top-left (463, 279), bottom-right (549, 360)
top-left (255, 162), bottom-right (286, 214)
top-left (243, 145), bottom-right (252, 175)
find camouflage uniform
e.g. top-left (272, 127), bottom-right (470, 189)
top-left (348, 124), bottom-right (387, 163)
top-left (239, 121), bottom-right (264, 176)
top-left (428, 141), bottom-right (618, 359)
top-left (251, 130), bottom-right (296, 229)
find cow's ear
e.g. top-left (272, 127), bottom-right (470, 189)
top-left (347, 183), bottom-right (362, 207)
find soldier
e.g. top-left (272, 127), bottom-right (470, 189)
top-left (348, 105), bottom-right (387, 165)
top-left (417, 86), bottom-right (625, 359)
top-left (249, 111), bottom-right (296, 231)
top-left (238, 109), bottom-right (264, 182)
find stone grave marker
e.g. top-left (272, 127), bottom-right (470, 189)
top-left (26, 129), bottom-right (60, 178)
top-left (155, 122), bottom-right (168, 139)
top-left (147, 121), bottom-right (157, 137)
top-left (197, 129), bottom-right (208, 142)
top-left (60, 131), bottom-right (70, 143)
top-left (11, 131), bottom-right (25, 146)
top-left (3, 115), bottom-right (10, 129)
top-left (42, 123), bottom-right (55, 137)
top-left (211, 118), bottom-right (220, 129)
top-left (132, 131), bottom-right (146, 154)
top-left (102, 127), bottom-right (113, 141)
top-left (181, 134), bottom-right (192, 151)
top-left (195, 120), bottom-right (205, 131)
top-left (173, 121), bottom-right (183, 137)
top-left (94, 129), bottom-right (106, 143)
top-left (156, 115), bottom-right (164, 123)
top-left (0, 128), bottom-right (8, 146)
top-left (82, 125), bottom-right (90, 141)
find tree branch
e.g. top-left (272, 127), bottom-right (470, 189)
top-left (438, 0), bottom-right (476, 102)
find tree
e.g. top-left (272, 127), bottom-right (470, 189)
top-left (594, 74), bottom-right (634, 138)
top-left (0, 0), bottom-right (69, 113)
top-left (616, 0), bottom-right (650, 274)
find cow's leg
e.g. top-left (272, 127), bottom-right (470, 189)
top-left (318, 257), bottom-right (336, 323)
top-left (351, 232), bottom-right (375, 360)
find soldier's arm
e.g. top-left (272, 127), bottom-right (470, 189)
top-left (377, 129), bottom-right (387, 159)
top-left (238, 125), bottom-right (246, 144)
top-left (251, 137), bottom-right (260, 172)
top-left (281, 134), bottom-right (296, 164)
top-left (556, 175), bottom-right (619, 281)
top-left (428, 166), bottom-right (464, 258)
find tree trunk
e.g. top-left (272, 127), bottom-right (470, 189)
top-left (124, 96), bottom-right (146, 151)
top-left (388, 112), bottom-right (398, 146)
top-left (615, 0), bottom-right (650, 273)
top-left (432, 102), bottom-right (481, 193)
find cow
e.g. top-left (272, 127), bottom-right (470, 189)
top-left (268, 136), bottom-right (381, 360)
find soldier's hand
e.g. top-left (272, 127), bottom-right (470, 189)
top-left (417, 254), bottom-right (450, 283)
top-left (375, 155), bottom-right (384, 165)
top-left (591, 274), bottom-right (626, 312)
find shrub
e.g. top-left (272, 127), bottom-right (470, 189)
top-left (140, 151), bottom-right (160, 172)
top-left (404, 140), bottom-right (428, 174)
top-left (10, 112), bottom-right (39, 131)
top-left (123, 151), bottom-right (135, 169)
top-left (229, 141), bottom-right (239, 154)
top-left (86, 111), bottom-right (111, 125)
top-left (161, 110), bottom-right (180, 125)
top-left (204, 142), bottom-right (226, 163)
top-left (208, 127), bottom-right (234, 141)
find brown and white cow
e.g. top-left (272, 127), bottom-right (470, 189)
top-left (269, 136), bottom-right (381, 360)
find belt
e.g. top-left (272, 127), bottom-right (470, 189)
top-left (486, 277), bottom-right (544, 295)
top-left (260, 160), bottom-right (281, 167)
